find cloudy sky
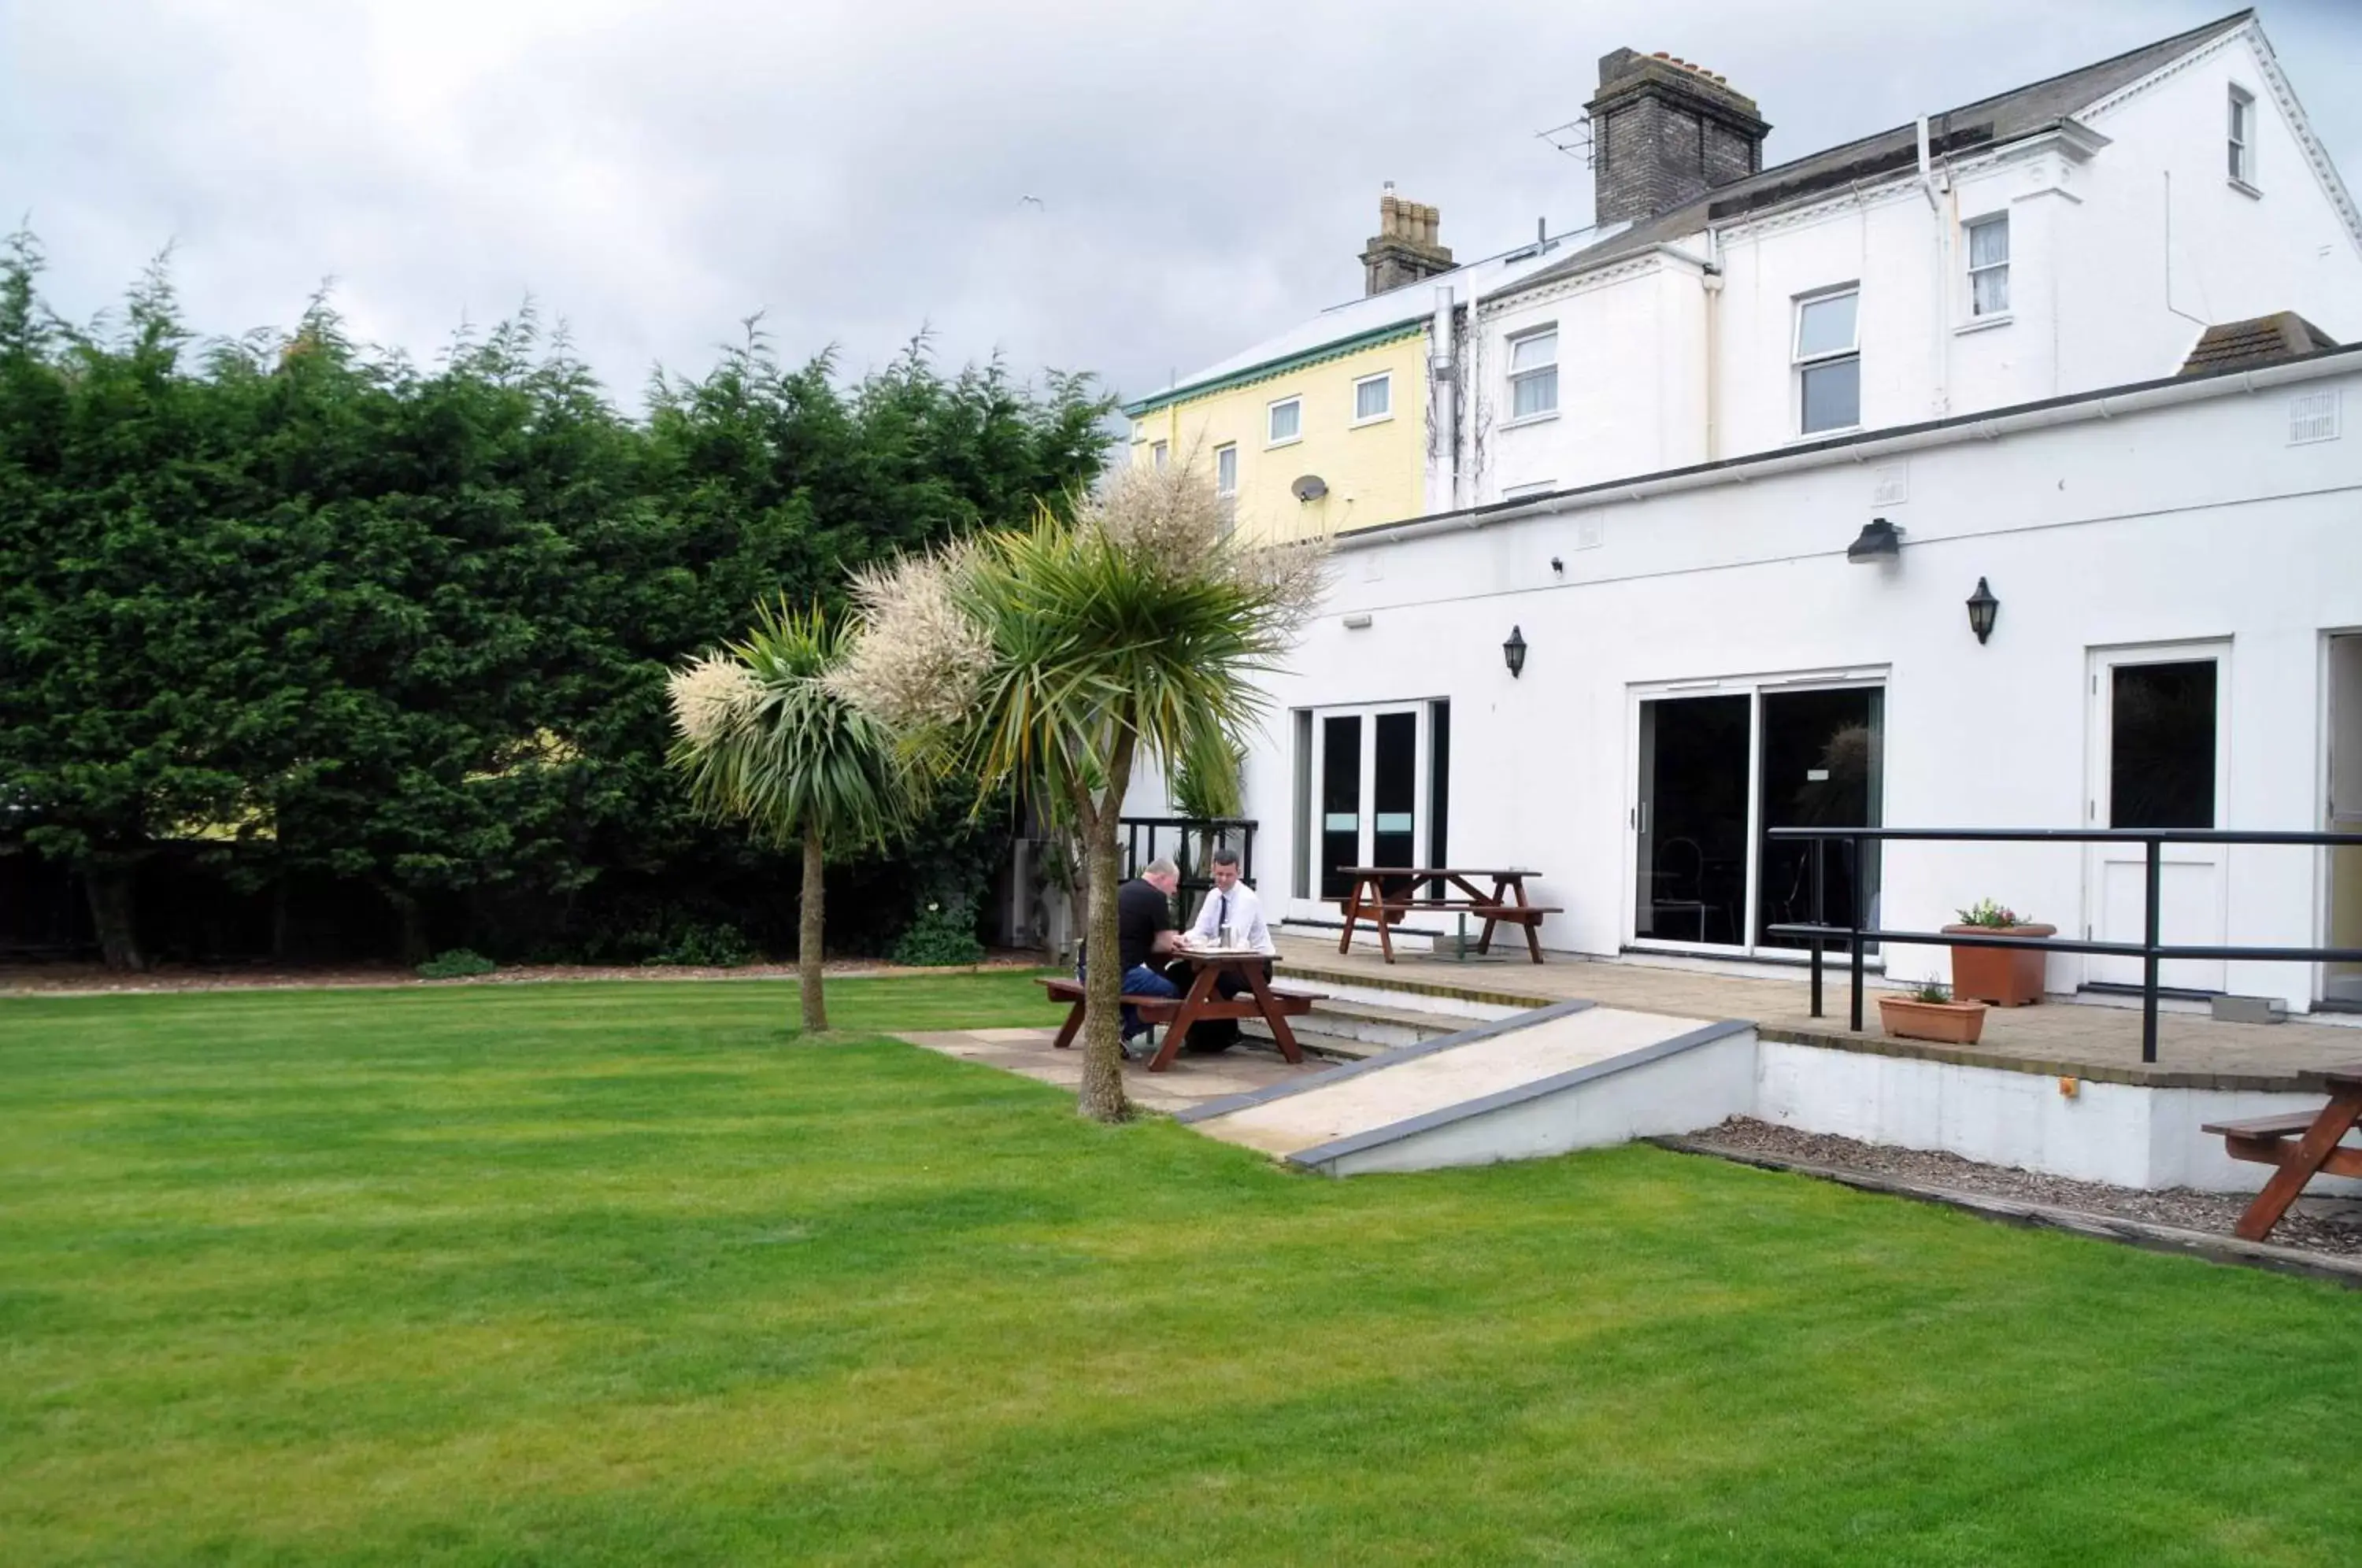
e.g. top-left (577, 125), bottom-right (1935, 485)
top-left (4, 2), bottom-right (2357, 412)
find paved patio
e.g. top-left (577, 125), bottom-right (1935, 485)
top-left (1274, 934), bottom-right (2362, 1090)
top-left (901, 1026), bottom-right (1332, 1115)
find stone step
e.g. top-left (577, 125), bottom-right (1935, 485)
top-left (1242, 997), bottom-right (1490, 1056)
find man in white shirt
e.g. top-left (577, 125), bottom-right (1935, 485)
top-left (1185, 847), bottom-right (1275, 956)
top-left (1175, 848), bottom-right (1275, 1055)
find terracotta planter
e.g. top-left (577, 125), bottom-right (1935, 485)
top-left (1879, 995), bottom-right (1989, 1045)
top-left (1941, 923), bottom-right (2057, 1007)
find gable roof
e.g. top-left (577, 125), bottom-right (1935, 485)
top-left (2179, 311), bottom-right (2338, 375)
top-left (1494, 9), bottom-right (2257, 299)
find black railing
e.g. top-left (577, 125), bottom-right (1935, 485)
top-left (1765, 827), bottom-right (2362, 1063)
top-left (1120, 817), bottom-right (1257, 905)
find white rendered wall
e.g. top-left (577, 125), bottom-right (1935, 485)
top-left (1245, 364), bottom-right (2362, 1011)
top-left (1754, 1040), bottom-right (2360, 1194)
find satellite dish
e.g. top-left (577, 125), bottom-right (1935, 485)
top-left (1291, 474), bottom-right (1329, 503)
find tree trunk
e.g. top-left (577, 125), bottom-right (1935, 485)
top-left (798, 819), bottom-right (827, 1034)
top-left (83, 862), bottom-right (144, 972)
top-left (1075, 808), bottom-right (1130, 1122)
top-left (392, 894), bottom-right (428, 967)
top-left (1075, 735), bottom-right (1136, 1123)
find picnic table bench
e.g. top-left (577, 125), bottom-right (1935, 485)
top-left (1039, 951), bottom-right (1324, 1073)
top-left (1334, 866), bottom-right (1560, 964)
top-left (2201, 1064), bottom-right (2362, 1241)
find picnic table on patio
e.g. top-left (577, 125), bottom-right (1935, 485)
top-left (1040, 947), bottom-right (1322, 1074)
top-left (2202, 1064), bottom-right (2362, 1241)
top-left (1333, 867), bottom-right (1560, 964)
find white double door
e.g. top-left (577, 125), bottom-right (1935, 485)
top-left (1305, 703), bottom-right (1434, 909)
top-left (2082, 642), bottom-right (2229, 993)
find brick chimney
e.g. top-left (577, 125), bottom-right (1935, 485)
top-left (1360, 184), bottom-right (1453, 296)
top-left (1586, 49), bottom-right (1770, 226)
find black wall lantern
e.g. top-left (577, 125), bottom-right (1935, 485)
top-left (1846, 516), bottom-right (1903, 563)
top-left (1965, 577), bottom-right (2000, 644)
top-left (1503, 625), bottom-right (1528, 679)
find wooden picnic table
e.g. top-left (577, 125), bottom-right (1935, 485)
top-left (1041, 948), bottom-right (1321, 1073)
top-left (2203, 1065), bottom-right (2362, 1241)
top-left (1333, 866), bottom-right (1560, 964)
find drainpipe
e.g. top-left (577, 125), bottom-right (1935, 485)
top-left (1703, 227), bottom-right (1723, 461)
top-left (1431, 283), bottom-right (1457, 510)
top-left (1920, 114), bottom-right (1951, 418)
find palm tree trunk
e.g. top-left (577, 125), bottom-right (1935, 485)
top-left (799, 819), bottom-right (827, 1034)
top-left (1076, 806), bottom-right (1130, 1122)
top-left (1075, 734), bottom-right (1135, 1122)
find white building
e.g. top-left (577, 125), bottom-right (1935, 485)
top-left (1443, 11), bottom-right (2362, 505)
top-left (1252, 348), bottom-right (2362, 1015)
top-left (1170, 14), bottom-right (2362, 1018)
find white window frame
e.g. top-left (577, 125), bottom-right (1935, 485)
top-left (1504, 324), bottom-right (1559, 425)
top-left (1266, 395), bottom-right (1303, 448)
top-left (1150, 439), bottom-right (1168, 471)
top-left (2228, 84), bottom-right (2258, 192)
top-left (1964, 213), bottom-right (2009, 323)
top-left (1351, 372), bottom-right (1394, 427)
top-left (1214, 442), bottom-right (1238, 496)
top-left (1792, 286), bottom-right (1861, 437)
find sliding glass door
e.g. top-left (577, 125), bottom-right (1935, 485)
top-left (1631, 678), bottom-right (1884, 955)
top-left (1635, 696), bottom-right (1749, 946)
top-left (1756, 688), bottom-right (1883, 950)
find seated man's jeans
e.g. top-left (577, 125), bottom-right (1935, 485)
top-left (1118, 963), bottom-right (1181, 1037)
top-left (1078, 946), bottom-right (1182, 1038)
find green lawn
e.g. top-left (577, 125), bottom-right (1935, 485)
top-left (3, 976), bottom-right (2356, 1566)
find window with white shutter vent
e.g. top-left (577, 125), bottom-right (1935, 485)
top-left (2290, 390), bottom-right (2341, 445)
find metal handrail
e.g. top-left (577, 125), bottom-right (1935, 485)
top-left (1764, 825), bottom-right (2362, 1063)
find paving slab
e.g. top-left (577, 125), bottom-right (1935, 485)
top-left (898, 1027), bottom-right (1333, 1115)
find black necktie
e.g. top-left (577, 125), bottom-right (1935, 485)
top-left (1217, 893), bottom-right (1229, 934)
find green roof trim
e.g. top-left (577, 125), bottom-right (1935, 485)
top-left (1121, 319), bottom-right (1427, 420)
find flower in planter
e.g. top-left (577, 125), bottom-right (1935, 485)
top-left (1909, 981), bottom-right (1954, 1004)
top-left (1955, 898), bottom-right (2023, 929)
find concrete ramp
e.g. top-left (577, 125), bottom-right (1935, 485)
top-left (1179, 1000), bottom-right (1757, 1176)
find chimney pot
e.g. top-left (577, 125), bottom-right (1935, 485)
top-left (1361, 190), bottom-right (1453, 296)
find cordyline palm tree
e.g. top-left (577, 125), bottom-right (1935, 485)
top-left (831, 463), bottom-right (1324, 1121)
top-left (667, 598), bottom-right (907, 1033)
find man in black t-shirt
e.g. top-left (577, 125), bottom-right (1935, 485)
top-left (1105, 857), bottom-right (1182, 1053)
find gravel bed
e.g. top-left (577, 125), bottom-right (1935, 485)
top-left (1684, 1116), bottom-right (2362, 1258)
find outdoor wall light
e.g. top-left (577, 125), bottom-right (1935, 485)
top-left (1503, 625), bottom-right (1528, 679)
top-left (1966, 577), bottom-right (2000, 644)
top-left (1846, 517), bottom-right (1904, 562)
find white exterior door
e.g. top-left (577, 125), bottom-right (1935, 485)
top-left (2084, 642), bottom-right (2230, 993)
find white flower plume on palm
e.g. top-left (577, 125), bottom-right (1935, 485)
top-left (667, 654), bottom-right (762, 750)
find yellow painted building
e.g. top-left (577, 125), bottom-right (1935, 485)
top-left (1124, 323), bottom-right (1430, 545)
